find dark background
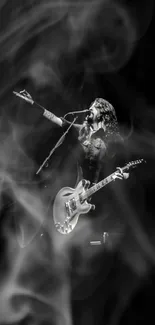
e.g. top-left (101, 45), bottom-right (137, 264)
top-left (0, 1), bottom-right (155, 324)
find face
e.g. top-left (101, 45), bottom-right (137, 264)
top-left (83, 105), bottom-right (98, 126)
top-left (89, 103), bottom-right (99, 121)
top-left (84, 102), bottom-right (106, 131)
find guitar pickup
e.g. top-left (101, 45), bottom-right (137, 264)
top-left (69, 198), bottom-right (77, 211)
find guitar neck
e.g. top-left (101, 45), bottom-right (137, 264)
top-left (82, 166), bottom-right (127, 200)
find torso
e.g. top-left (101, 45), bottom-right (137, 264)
top-left (79, 127), bottom-right (107, 183)
top-left (81, 136), bottom-right (106, 160)
top-left (61, 119), bottom-right (108, 184)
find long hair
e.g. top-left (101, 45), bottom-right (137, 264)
top-left (78, 98), bottom-right (123, 147)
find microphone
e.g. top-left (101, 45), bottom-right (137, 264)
top-left (64, 109), bottom-right (89, 118)
top-left (13, 91), bottom-right (34, 105)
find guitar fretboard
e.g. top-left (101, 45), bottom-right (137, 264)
top-left (82, 173), bottom-right (115, 200)
top-left (82, 165), bottom-right (127, 201)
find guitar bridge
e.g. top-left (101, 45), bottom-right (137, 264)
top-left (69, 198), bottom-right (77, 211)
top-left (65, 201), bottom-right (70, 217)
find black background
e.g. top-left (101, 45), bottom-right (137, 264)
top-left (0, 1), bottom-right (155, 324)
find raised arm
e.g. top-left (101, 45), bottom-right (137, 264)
top-left (43, 110), bottom-right (83, 130)
top-left (43, 109), bottom-right (63, 127)
top-left (14, 89), bottom-right (63, 127)
top-left (13, 90), bottom-right (84, 130)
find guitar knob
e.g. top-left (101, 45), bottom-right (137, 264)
top-left (55, 223), bottom-right (61, 229)
top-left (61, 225), bottom-right (65, 232)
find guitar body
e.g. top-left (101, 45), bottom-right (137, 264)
top-left (53, 180), bottom-right (91, 234)
top-left (53, 159), bottom-right (144, 235)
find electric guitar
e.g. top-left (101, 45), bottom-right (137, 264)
top-left (53, 159), bottom-right (145, 235)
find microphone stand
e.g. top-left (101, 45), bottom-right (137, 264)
top-left (36, 116), bottom-right (78, 175)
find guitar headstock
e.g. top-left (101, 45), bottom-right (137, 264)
top-left (124, 159), bottom-right (146, 171)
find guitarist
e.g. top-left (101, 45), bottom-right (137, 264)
top-left (14, 92), bottom-right (130, 243)
top-left (17, 92), bottom-right (130, 210)
top-left (41, 96), bottom-right (130, 187)
top-left (17, 90), bottom-right (129, 187)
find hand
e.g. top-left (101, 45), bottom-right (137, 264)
top-left (19, 89), bottom-right (32, 99)
top-left (82, 179), bottom-right (91, 189)
top-left (113, 167), bottom-right (129, 181)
